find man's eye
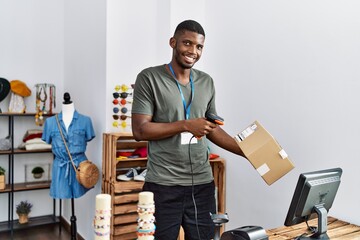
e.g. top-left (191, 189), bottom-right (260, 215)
top-left (197, 46), bottom-right (203, 50)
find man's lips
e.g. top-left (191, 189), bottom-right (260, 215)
top-left (184, 55), bottom-right (196, 64)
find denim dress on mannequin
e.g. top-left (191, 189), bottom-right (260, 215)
top-left (42, 92), bottom-right (95, 240)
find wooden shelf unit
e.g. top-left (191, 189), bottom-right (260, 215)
top-left (102, 132), bottom-right (226, 240)
top-left (0, 113), bottom-right (60, 234)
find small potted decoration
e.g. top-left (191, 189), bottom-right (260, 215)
top-left (0, 166), bottom-right (5, 190)
top-left (31, 166), bottom-right (44, 179)
top-left (16, 200), bottom-right (33, 224)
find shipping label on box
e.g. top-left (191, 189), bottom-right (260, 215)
top-left (234, 121), bottom-right (294, 185)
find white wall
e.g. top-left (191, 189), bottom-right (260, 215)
top-left (0, 0), bottom-right (64, 114)
top-left (0, 1), bottom-right (106, 239)
top-left (203, 0), bottom-right (360, 230)
top-left (106, 0), bottom-right (171, 132)
top-left (106, 0), bottom-right (360, 231)
top-left (63, 0), bottom-right (106, 238)
top-left (0, 0), bottom-right (64, 222)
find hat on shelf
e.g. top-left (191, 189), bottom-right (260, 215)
top-left (0, 78), bottom-right (11, 102)
top-left (10, 80), bottom-right (31, 97)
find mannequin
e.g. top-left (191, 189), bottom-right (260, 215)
top-left (42, 92), bottom-right (96, 240)
top-left (62, 92), bottom-right (74, 132)
top-left (62, 93), bottom-right (77, 240)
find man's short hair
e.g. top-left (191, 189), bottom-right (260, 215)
top-left (174, 20), bottom-right (205, 37)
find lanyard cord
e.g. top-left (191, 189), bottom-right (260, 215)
top-left (168, 64), bottom-right (194, 120)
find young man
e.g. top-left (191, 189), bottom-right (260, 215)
top-left (132, 20), bottom-right (245, 240)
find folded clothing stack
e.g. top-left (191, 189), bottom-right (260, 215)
top-left (18, 129), bottom-right (52, 151)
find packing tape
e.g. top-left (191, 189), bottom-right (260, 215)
top-left (257, 163), bottom-right (270, 176)
top-left (279, 149), bottom-right (288, 159)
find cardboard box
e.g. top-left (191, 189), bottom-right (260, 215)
top-left (234, 121), bottom-right (294, 185)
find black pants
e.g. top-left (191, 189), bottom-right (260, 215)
top-left (143, 181), bottom-right (216, 240)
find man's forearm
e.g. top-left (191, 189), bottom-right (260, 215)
top-left (208, 127), bottom-right (246, 158)
top-left (133, 120), bottom-right (188, 141)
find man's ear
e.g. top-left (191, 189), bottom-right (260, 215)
top-left (169, 37), bottom-right (176, 49)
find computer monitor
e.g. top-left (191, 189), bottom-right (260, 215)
top-left (284, 167), bottom-right (342, 239)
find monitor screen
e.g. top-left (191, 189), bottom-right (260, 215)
top-left (284, 167), bottom-right (342, 239)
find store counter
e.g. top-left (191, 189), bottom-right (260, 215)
top-left (266, 216), bottom-right (360, 239)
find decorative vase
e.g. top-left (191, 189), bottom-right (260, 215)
top-left (18, 214), bottom-right (29, 224)
top-left (33, 173), bottom-right (43, 179)
top-left (0, 175), bottom-right (5, 190)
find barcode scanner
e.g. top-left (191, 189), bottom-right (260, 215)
top-left (194, 113), bottom-right (225, 140)
top-left (206, 112), bottom-right (224, 125)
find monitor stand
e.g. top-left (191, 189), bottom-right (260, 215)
top-left (299, 205), bottom-right (329, 240)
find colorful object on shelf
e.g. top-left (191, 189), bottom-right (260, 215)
top-left (112, 92), bottom-right (120, 99)
top-left (16, 200), bottom-right (33, 224)
top-left (120, 99), bottom-right (130, 105)
top-left (113, 107), bottom-right (130, 114)
top-left (111, 84), bottom-right (134, 131)
top-left (117, 167), bottom-right (139, 181)
top-left (133, 147), bottom-right (147, 158)
top-left (0, 77), bottom-right (11, 103)
top-left (35, 83), bottom-right (56, 126)
top-left (116, 151), bottom-right (133, 158)
top-left (134, 169), bottom-right (147, 181)
top-left (112, 114), bottom-right (131, 121)
top-left (114, 84), bottom-right (130, 92)
top-left (7, 79), bottom-right (31, 113)
top-left (94, 194), bottom-right (111, 240)
top-left (112, 121), bottom-right (129, 129)
top-left (113, 99), bottom-right (132, 106)
top-left (120, 121), bottom-right (128, 128)
top-left (8, 92), bottom-right (26, 113)
top-left (114, 85), bottom-right (121, 92)
top-left (113, 92), bottom-right (133, 99)
top-left (209, 153), bottom-right (219, 159)
top-left (113, 107), bottom-right (119, 114)
top-left (10, 80), bottom-right (31, 97)
top-left (137, 191), bottom-right (156, 239)
top-left (121, 107), bottom-right (128, 114)
top-left (0, 166), bottom-right (5, 190)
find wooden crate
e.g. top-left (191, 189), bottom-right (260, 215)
top-left (102, 132), bottom-right (147, 184)
top-left (102, 133), bottom-right (226, 240)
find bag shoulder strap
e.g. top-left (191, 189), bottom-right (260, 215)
top-left (55, 114), bottom-right (78, 172)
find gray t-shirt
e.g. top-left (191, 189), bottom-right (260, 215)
top-left (132, 64), bottom-right (217, 186)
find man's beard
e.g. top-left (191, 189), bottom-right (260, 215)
top-left (173, 47), bottom-right (197, 69)
top-left (175, 56), bottom-right (194, 69)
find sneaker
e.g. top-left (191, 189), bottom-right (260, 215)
top-left (117, 168), bottom-right (139, 181)
top-left (134, 169), bottom-right (147, 181)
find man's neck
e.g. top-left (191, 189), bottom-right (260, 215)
top-left (168, 62), bottom-right (191, 84)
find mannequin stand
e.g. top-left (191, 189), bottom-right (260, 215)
top-left (63, 92), bottom-right (77, 240)
top-left (71, 198), bottom-right (77, 240)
